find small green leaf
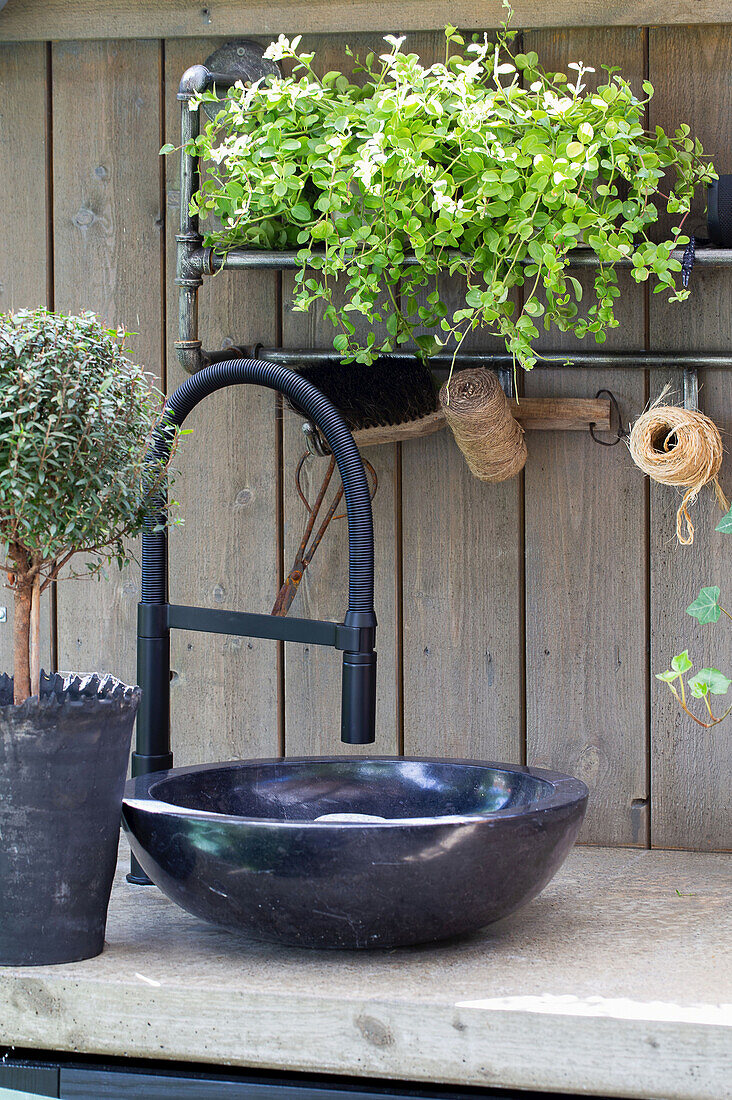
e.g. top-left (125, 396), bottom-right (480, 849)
top-left (291, 202), bottom-right (313, 223)
top-left (159, 143), bottom-right (176, 156)
top-left (686, 586), bottom-right (721, 624)
top-left (715, 506), bottom-right (732, 534)
top-left (688, 668), bottom-right (732, 698)
top-left (655, 669), bottom-right (680, 683)
top-left (671, 650), bottom-right (693, 674)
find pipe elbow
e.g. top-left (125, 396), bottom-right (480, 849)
top-left (178, 64), bottom-right (210, 99)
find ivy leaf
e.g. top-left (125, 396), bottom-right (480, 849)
top-left (655, 669), bottom-right (680, 683)
top-left (686, 586), bottom-right (721, 624)
top-left (688, 668), bottom-right (732, 698)
top-left (715, 506), bottom-right (732, 534)
top-left (159, 143), bottom-right (176, 156)
top-left (672, 650), bottom-right (693, 674)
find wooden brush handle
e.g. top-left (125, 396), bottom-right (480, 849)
top-left (351, 398), bottom-right (611, 447)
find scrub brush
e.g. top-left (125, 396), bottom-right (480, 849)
top-left (288, 356), bottom-right (443, 450)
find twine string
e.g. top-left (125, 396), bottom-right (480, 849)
top-left (439, 368), bottom-right (527, 482)
top-left (628, 398), bottom-right (728, 545)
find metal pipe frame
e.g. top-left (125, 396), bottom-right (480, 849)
top-left (205, 347), bottom-right (732, 373)
top-left (188, 244), bottom-right (732, 276)
top-left (174, 66), bottom-right (732, 384)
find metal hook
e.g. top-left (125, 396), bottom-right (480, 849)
top-left (681, 235), bottom-right (696, 289)
top-left (589, 389), bottom-right (628, 446)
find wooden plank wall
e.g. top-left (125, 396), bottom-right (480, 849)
top-left (0, 23), bottom-right (729, 850)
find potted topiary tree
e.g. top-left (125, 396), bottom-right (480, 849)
top-left (0, 309), bottom-right (171, 966)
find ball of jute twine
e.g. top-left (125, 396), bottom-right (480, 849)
top-left (439, 368), bottom-right (527, 482)
top-left (628, 394), bottom-right (728, 545)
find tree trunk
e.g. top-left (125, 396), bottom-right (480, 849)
top-left (30, 573), bottom-right (41, 698)
top-left (13, 582), bottom-right (32, 705)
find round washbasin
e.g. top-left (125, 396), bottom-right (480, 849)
top-left (122, 757), bottom-right (588, 949)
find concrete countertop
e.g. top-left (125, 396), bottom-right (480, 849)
top-left (0, 841), bottom-right (730, 1100)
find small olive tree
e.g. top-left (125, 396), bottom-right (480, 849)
top-left (0, 310), bottom-right (170, 705)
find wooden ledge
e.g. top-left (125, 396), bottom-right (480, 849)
top-left (0, 1), bottom-right (730, 42)
top-left (0, 841), bottom-right (729, 1100)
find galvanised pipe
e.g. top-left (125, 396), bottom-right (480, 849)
top-left (204, 347), bottom-right (732, 372)
top-left (188, 245), bottom-right (732, 274)
top-left (175, 67), bottom-right (206, 375)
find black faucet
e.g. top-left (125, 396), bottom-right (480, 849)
top-left (129, 359), bottom-right (377, 882)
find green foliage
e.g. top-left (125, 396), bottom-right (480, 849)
top-left (672, 650), bottom-right (692, 674)
top-left (174, 20), bottom-right (715, 368)
top-left (657, 522), bottom-right (731, 729)
top-left (688, 668), bottom-right (731, 699)
top-left (715, 504), bottom-right (732, 534)
top-left (686, 586), bottom-right (721, 624)
top-left (0, 309), bottom-right (168, 586)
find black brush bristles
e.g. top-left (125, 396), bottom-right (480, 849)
top-left (289, 357), bottom-right (439, 431)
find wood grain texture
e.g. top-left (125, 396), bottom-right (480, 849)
top-left (0, 44), bottom-right (47, 312)
top-left (522, 29), bottom-right (648, 845)
top-left (52, 40), bottom-right (163, 686)
top-left (279, 34), bottom-right (399, 758)
top-left (508, 397), bottom-right (611, 431)
top-left (2, 0), bottom-right (731, 42)
top-left (164, 40), bottom-right (280, 766)
top-left (1, 842), bottom-right (730, 1100)
top-left (356, 399), bottom-right (611, 446)
top-left (648, 26), bottom-right (732, 851)
top-left (399, 33), bottom-right (523, 764)
top-left (0, 43), bottom-right (52, 677)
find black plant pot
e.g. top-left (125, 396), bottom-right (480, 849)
top-left (0, 672), bottom-right (140, 966)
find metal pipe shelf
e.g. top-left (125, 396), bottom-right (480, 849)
top-left (186, 244), bottom-right (732, 276)
top-left (174, 46), bottom-right (729, 413)
top-left (205, 347), bottom-right (732, 371)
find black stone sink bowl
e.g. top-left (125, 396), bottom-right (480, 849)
top-left (122, 757), bottom-right (588, 949)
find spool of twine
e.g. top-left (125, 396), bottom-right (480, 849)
top-left (439, 368), bottom-right (527, 482)
top-left (628, 398), bottom-right (728, 545)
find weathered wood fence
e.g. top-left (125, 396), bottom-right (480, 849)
top-left (1, 9), bottom-right (730, 849)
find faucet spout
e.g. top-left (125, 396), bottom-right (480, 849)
top-left (340, 613), bottom-right (377, 745)
top-left (137, 357), bottom-right (377, 765)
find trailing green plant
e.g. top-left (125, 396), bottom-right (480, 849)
top-left (0, 309), bottom-right (175, 705)
top-left (656, 504), bottom-right (732, 728)
top-left (170, 6), bottom-right (716, 369)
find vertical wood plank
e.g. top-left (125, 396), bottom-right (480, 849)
top-left (0, 42), bottom-right (52, 677)
top-left (522, 28), bottom-right (648, 845)
top-left (648, 25), bottom-right (732, 850)
top-left (401, 31), bottom-right (523, 764)
top-left (164, 39), bottom-right (280, 765)
top-left (0, 43), bottom-right (47, 312)
top-left (52, 40), bottom-right (162, 686)
top-left (281, 34), bottom-right (399, 758)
